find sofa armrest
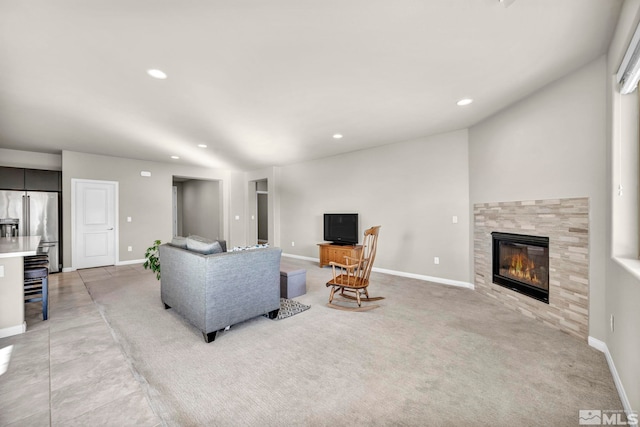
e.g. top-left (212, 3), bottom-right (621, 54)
top-left (159, 244), bottom-right (208, 331)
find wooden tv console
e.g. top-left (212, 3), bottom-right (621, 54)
top-left (318, 243), bottom-right (363, 268)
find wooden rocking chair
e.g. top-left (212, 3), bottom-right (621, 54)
top-left (326, 225), bottom-right (383, 311)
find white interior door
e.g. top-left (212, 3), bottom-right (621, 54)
top-left (73, 179), bottom-right (117, 269)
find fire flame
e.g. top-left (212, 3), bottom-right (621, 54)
top-left (508, 253), bottom-right (540, 284)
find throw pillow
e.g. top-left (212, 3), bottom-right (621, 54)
top-left (186, 235), bottom-right (224, 255)
top-left (216, 240), bottom-right (228, 253)
top-left (169, 236), bottom-right (188, 249)
top-left (209, 241), bottom-right (223, 254)
top-left (229, 243), bottom-right (269, 252)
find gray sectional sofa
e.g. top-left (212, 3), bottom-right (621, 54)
top-left (159, 238), bottom-right (282, 343)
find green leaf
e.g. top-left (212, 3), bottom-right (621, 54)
top-left (143, 239), bottom-right (162, 280)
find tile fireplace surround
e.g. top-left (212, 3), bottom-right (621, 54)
top-left (474, 198), bottom-right (589, 340)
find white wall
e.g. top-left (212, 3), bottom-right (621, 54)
top-left (62, 151), bottom-right (231, 268)
top-left (469, 56), bottom-right (608, 340)
top-left (606, 0), bottom-right (640, 413)
top-left (229, 171), bottom-right (247, 248)
top-left (173, 182), bottom-right (184, 236)
top-left (279, 129), bottom-right (470, 283)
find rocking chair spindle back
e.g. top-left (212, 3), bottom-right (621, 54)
top-left (326, 225), bottom-right (383, 311)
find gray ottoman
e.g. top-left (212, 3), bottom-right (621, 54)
top-left (280, 267), bottom-right (307, 298)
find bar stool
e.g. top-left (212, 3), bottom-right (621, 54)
top-left (24, 266), bottom-right (48, 321)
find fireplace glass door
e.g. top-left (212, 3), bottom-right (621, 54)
top-left (491, 232), bottom-right (549, 303)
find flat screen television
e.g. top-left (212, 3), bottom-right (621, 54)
top-left (324, 213), bottom-right (358, 245)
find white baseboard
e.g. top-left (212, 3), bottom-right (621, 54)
top-left (588, 336), bottom-right (634, 418)
top-left (372, 267), bottom-right (475, 289)
top-left (588, 336), bottom-right (608, 353)
top-left (116, 259), bottom-right (145, 266)
top-left (62, 259), bottom-right (144, 272)
top-left (281, 253), bottom-right (474, 289)
top-left (282, 253), bottom-right (318, 262)
top-left (0, 322), bottom-right (26, 339)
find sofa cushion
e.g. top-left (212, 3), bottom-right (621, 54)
top-left (186, 235), bottom-right (224, 255)
top-left (169, 236), bottom-right (188, 249)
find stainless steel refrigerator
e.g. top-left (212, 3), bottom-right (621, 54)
top-left (0, 190), bottom-right (60, 272)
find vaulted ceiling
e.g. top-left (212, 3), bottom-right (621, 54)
top-left (0, 0), bottom-right (623, 170)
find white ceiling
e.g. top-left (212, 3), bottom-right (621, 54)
top-left (0, 0), bottom-right (623, 170)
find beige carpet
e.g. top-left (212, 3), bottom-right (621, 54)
top-left (83, 258), bottom-right (622, 426)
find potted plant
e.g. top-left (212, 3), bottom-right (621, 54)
top-left (143, 239), bottom-right (162, 280)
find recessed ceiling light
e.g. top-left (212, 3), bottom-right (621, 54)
top-left (147, 69), bottom-right (167, 79)
top-left (170, 155), bottom-right (179, 159)
top-left (499, 0), bottom-right (516, 8)
top-left (456, 98), bottom-right (473, 106)
top-left (197, 144), bottom-right (207, 148)
top-left (333, 134), bottom-right (343, 139)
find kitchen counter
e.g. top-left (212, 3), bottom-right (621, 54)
top-left (0, 236), bottom-right (41, 338)
top-left (0, 236), bottom-right (41, 258)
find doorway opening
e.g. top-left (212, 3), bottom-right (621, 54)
top-left (172, 177), bottom-right (222, 241)
top-left (257, 191), bottom-right (268, 244)
top-left (249, 179), bottom-right (268, 245)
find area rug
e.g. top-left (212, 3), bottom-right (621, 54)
top-left (271, 298), bottom-right (310, 320)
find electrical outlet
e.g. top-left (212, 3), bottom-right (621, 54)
top-left (434, 257), bottom-right (440, 265)
top-left (127, 246), bottom-right (132, 252)
top-left (127, 216), bottom-right (132, 223)
top-left (610, 314), bottom-right (615, 332)
top-left (0, 265), bottom-right (4, 278)
top-left (291, 241), bottom-right (295, 247)
top-left (452, 216), bottom-right (458, 224)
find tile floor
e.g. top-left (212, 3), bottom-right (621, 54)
top-left (0, 265), bottom-right (161, 426)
